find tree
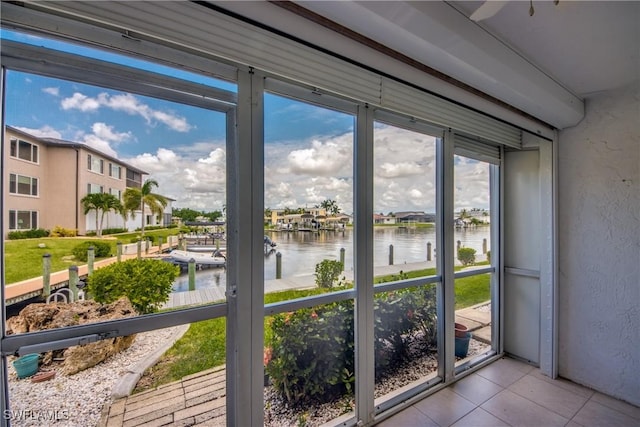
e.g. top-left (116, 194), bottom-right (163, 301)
top-left (205, 210), bottom-right (223, 222)
top-left (172, 207), bottom-right (200, 223)
top-left (320, 199), bottom-right (340, 216)
top-left (81, 192), bottom-right (125, 237)
top-left (123, 179), bottom-right (168, 236)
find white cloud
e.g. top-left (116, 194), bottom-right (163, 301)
top-left (81, 134), bottom-right (119, 158)
top-left (265, 133), bottom-right (354, 212)
top-left (61, 92), bottom-right (100, 112)
top-left (454, 157), bottom-right (490, 210)
top-left (61, 91), bottom-right (192, 132)
top-left (91, 122), bottom-right (132, 143)
top-left (287, 136), bottom-right (352, 176)
top-left (124, 145), bottom-right (227, 211)
top-left (42, 87), bottom-right (60, 96)
top-left (14, 125), bottom-right (62, 139)
top-left (377, 162), bottom-right (423, 178)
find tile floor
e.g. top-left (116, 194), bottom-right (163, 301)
top-left (378, 357), bottom-right (640, 427)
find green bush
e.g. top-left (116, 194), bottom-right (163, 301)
top-left (457, 247), bottom-right (476, 266)
top-left (50, 226), bottom-right (77, 237)
top-left (87, 227), bottom-right (128, 236)
top-left (129, 236), bottom-right (151, 244)
top-left (486, 250), bottom-right (491, 263)
top-left (7, 228), bottom-right (49, 240)
top-left (374, 285), bottom-right (437, 373)
top-left (314, 259), bottom-right (344, 288)
top-left (266, 301), bottom-right (354, 404)
top-left (72, 241), bottom-right (112, 262)
top-left (87, 259), bottom-right (179, 314)
top-left (265, 284), bottom-right (437, 405)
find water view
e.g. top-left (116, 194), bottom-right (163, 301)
top-left (172, 226), bottom-right (490, 291)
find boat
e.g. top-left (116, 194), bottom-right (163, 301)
top-left (186, 244), bottom-right (226, 253)
top-left (168, 249), bottom-right (226, 267)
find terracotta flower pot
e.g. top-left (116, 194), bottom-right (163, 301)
top-left (454, 322), bottom-right (468, 338)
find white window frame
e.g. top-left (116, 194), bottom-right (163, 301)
top-left (0, 5), bottom-right (545, 423)
top-left (8, 210), bottom-right (38, 230)
top-left (10, 138), bottom-right (39, 164)
top-left (109, 163), bottom-right (122, 179)
top-left (87, 183), bottom-right (104, 194)
top-left (88, 154), bottom-right (104, 174)
top-left (9, 173), bottom-right (38, 196)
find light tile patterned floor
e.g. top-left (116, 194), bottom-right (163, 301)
top-left (379, 357), bottom-right (640, 426)
top-left (101, 357), bottom-right (639, 426)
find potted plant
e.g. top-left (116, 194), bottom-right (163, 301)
top-left (454, 323), bottom-right (471, 358)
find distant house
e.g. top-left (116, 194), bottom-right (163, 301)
top-left (3, 126), bottom-right (171, 237)
top-left (395, 211), bottom-right (435, 223)
top-left (373, 214), bottom-right (396, 225)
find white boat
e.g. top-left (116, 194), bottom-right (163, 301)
top-left (168, 250), bottom-right (226, 267)
top-left (186, 245), bottom-right (226, 252)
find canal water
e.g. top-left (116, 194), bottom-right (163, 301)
top-left (172, 226), bottom-right (490, 291)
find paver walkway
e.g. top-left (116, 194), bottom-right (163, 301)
top-left (101, 367), bottom-right (226, 427)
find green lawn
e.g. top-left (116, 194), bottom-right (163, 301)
top-left (3, 228), bottom-right (183, 284)
top-left (4, 238), bottom-right (119, 284)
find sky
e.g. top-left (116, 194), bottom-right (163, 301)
top-left (2, 30), bottom-right (489, 214)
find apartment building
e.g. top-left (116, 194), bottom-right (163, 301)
top-left (4, 125), bottom-right (149, 237)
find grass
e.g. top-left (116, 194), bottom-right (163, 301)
top-left (134, 266), bottom-right (490, 392)
top-left (4, 237), bottom-right (119, 284)
top-left (3, 228), bottom-right (184, 284)
top-left (135, 287), bottom-right (330, 391)
top-left (110, 228), bottom-right (183, 244)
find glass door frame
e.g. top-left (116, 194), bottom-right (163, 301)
top-left (1, 31), bottom-right (507, 427)
top-left (0, 39), bottom-right (239, 421)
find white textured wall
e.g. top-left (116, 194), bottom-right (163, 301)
top-left (558, 81), bottom-right (640, 405)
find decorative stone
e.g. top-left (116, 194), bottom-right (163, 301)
top-left (6, 298), bottom-right (137, 374)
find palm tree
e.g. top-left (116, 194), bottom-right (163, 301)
top-left (320, 199), bottom-right (340, 216)
top-left (81, 193), bottom-right (125, 237)
top-left (123, 179), bottom-right (168, 236)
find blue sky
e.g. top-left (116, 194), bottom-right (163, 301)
top-left (2, 30), bottom-right (489, 213)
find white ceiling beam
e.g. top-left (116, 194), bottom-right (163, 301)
top-left (290, 1), bottom-right (583, 129)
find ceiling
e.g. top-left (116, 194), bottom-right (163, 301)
top-left (278, 0), bottom-right (639, 128)
top-left (446, 1), bottom-right (639, 97)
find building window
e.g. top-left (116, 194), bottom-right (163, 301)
top-left (109, 188), bottom-right (122, 200)
top-left (109, 163), bottom-right (122, 179)
top-left (9, 210), bottom-right (38, 230)
top-left (87, 183), bottom-right (104, 194)
top-left (126, 169), bottom-right (142, 188)
top-left (9, 173), bottom-right (38, 196)
top-left (88, 154), bottom-right (104, 174)
top-left (10, 138), bottom-right (39, 163)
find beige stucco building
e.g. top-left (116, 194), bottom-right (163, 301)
top-left (3, 126), bottom-right (151, 237)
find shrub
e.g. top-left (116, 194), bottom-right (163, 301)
top-left (87, 227), bottom-right (128, 236)
top-left (374, 285), bottom-right (437, 373)
top-left (266, 301), bottom-right (354, 404)
top-left (265, 284), bottom-right (437, 405)
top-left (486, 250), bottom-right (491, 263)
top-left (50, 226), bottom-right (77, 237)
top-left (314, 259), bottom-right (344, 288)
top-left (7, 228), bottom-right (49, 240)
top-left (87, 259), bottom-right (179, 314)
top-left (72, 241), bottom-right (112, 262)
top-left (457, 247), bottom-right (476, 266)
